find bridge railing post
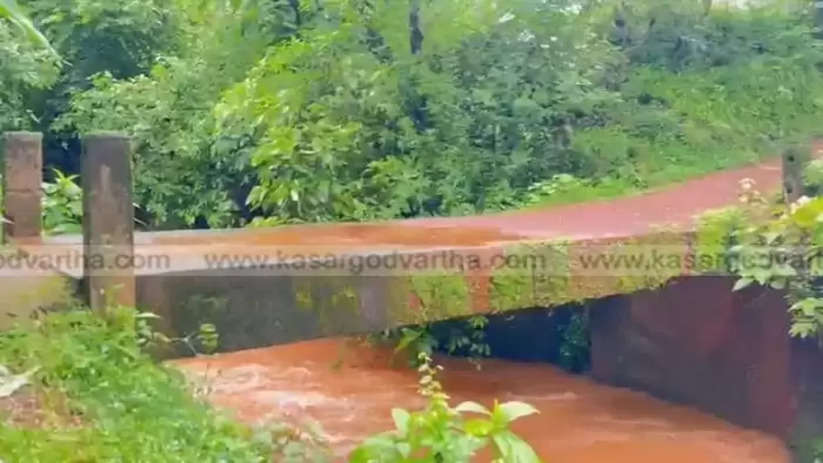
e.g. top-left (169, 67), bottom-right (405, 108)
top-left (82, 132), bottom-right (136, 312)
top-left (1, 132), bottom-right (43, 244)
top-left (782, 144), bottom-right (811, 205)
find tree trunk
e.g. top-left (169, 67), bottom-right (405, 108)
top-left (409, 0), bottom-right (423, 55)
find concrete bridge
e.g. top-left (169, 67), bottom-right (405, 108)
top-left (2, 131), bottom-right (822, 457)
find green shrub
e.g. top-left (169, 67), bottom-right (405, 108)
top-left (41, 168), bottom-right (81, 235)
top-left (55, 0), bottom-right (823, 226)
top-left (350, 352), bottom-right (542, 463)
top-left (0, 307), bottom-right (322, 462)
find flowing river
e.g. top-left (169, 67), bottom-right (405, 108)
top-left (176, 339), bottom-right (790, 462)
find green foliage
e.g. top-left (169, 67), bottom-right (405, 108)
top-left (378, 316), bottom-right (491, 369)
top-left (55, 0), bottom-right (297, 228)
top-left (0, 168), bottom-right (82, 236)
top-left (440, 316), bottom-right (491, 363)
top-left (0, 307), bottom-right (277, 461)
top-left (805, 159), bottom-right (823, 196)
top-left (715, 186), bottom-right (823, 341)
top-left (811, 437), bottom-right (823, 462)
top-left (0, 13), bottom-right (58, 132)
top-left (695, 207), bottom-right (746, 273)
top-left (522, 175), bottom-right (590, 207)
top-left (558, 310), bottom-right (590, 373)
top-left (41, 168), bottom-right (81, 235)
top-left (9, 0), bottom-right (823, 230)
top-left (386, 325), bottom-right (439, 366)
top-left (350, 352), bottom-right (542, 463)
top-left (379, 274), bottom-right (488, 368)
top-left (209, 0), bottom-right (823, 224)
top-left (31, 0), bottom-right (823, 228)
top-left (0, 0), bottom-right (54, 54)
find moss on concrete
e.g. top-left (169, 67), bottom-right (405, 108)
top-left (0, 249), bottom-right (77, 330)
top-left (410, 272), bottom-right (471, 322)
top-left (293, 277), bottom-right (362, 334)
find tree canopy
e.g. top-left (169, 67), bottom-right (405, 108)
top-left (3, 0), bottom-right (823, 229)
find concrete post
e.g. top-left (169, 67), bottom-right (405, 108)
top-left (1, 132), bottom-right (43, 243)
top-left (782, 145), bottom-right (811, 204)
top-left (82, 133), bottom-right (135, 311)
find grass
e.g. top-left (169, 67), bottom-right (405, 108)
top-left (519, 127), bottom-right (783, 210)
top-left (0, 307), bottom-right (323, 462)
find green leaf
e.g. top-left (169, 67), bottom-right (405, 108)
top-left (464, 418), bottom-right (494, 437)
top-left (491, 430), bottom-right (543, 463)
top-left (0, 0), bottom-right (56, 55)
top-left (391, 408), bottom-right (410, 436)
top-left (791, 198), bottom-right (823, 229)
top-left (454, 401), bottom-right (491, 416)
top-left (395, 442), bottom-right (411, 458)
top-left (497, 401), bottom-right (540, 423)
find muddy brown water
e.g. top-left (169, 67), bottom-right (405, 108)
top-left (176, 339), bottom-right (789, 462)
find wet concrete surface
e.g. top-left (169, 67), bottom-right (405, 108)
top-left (176, 339), bottom-right (790, 463)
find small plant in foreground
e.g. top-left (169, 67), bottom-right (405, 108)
top-left (350, 352), bottom-right (543, 463)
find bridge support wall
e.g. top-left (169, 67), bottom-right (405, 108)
top-left (589, 276), bottom-right (823, 458)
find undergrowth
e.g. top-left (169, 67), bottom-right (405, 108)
top-left (0, 307), bottom-right (326, 462)
top-left (374, 315), bottom-right (492, 369)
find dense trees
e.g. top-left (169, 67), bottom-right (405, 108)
top-left (3, 0), bottom-right (823, 229)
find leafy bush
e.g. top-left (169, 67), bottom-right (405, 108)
top-left (376, 315), bottom-right (491, 368)
top-left (804, 159), bottom-right (823, 196)
top-left (55, 0), bottom-right (297, 228)
top-left (0, 307), bottom-right (278, 461)
top-left (9, 0), bottom-right (823, 229)
top-left (350, 352), bottom-right (542, 463)
top-left (0, 6), bottom-right (58, 132)
top-left (0, 168), bottom-right (82, 236)
top-left (558, 310), bottom-right (590, 373)
top-left (41, 168), bottom-right (81, 235)
top-left (214, 0), bottom-right (823, 223)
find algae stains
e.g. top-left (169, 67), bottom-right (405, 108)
top-left (269, 229), bottom-right (731, 333)
top-left (612, 233), bottom-right (691, 295)
top-left (0, 267), bottom-right (76, 330)
top-left (490, 242), bottom-right (570, 312)
top-left (293, 277), bottom-right (362, 333)
top-left (533, 242), bottom-right (572, 306)
top-left (489, 233), bottom-right (695, 313)
top-left (409, 272), bottom-right (471, 322)
top-left (490, 267), bottom-right (532, 313)
top-left (384, 276), bottom-right (415, 327)
top-left (179, 293), bottom-right (228, 328)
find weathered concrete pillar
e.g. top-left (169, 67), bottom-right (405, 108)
top-left (2, 132), bottom-right (43, 243)
top-left (782, 145), bottom-right (810, 204)
top-left (82, 133), bottom-right (135, 311)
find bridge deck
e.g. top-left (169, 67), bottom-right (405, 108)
top-left (10, 155), bottom-right (791, 348)
top-left (36, 155), bottom-right (782, 276)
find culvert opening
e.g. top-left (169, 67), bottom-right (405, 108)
top-left (389, 304), bottom-right (592, 374)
